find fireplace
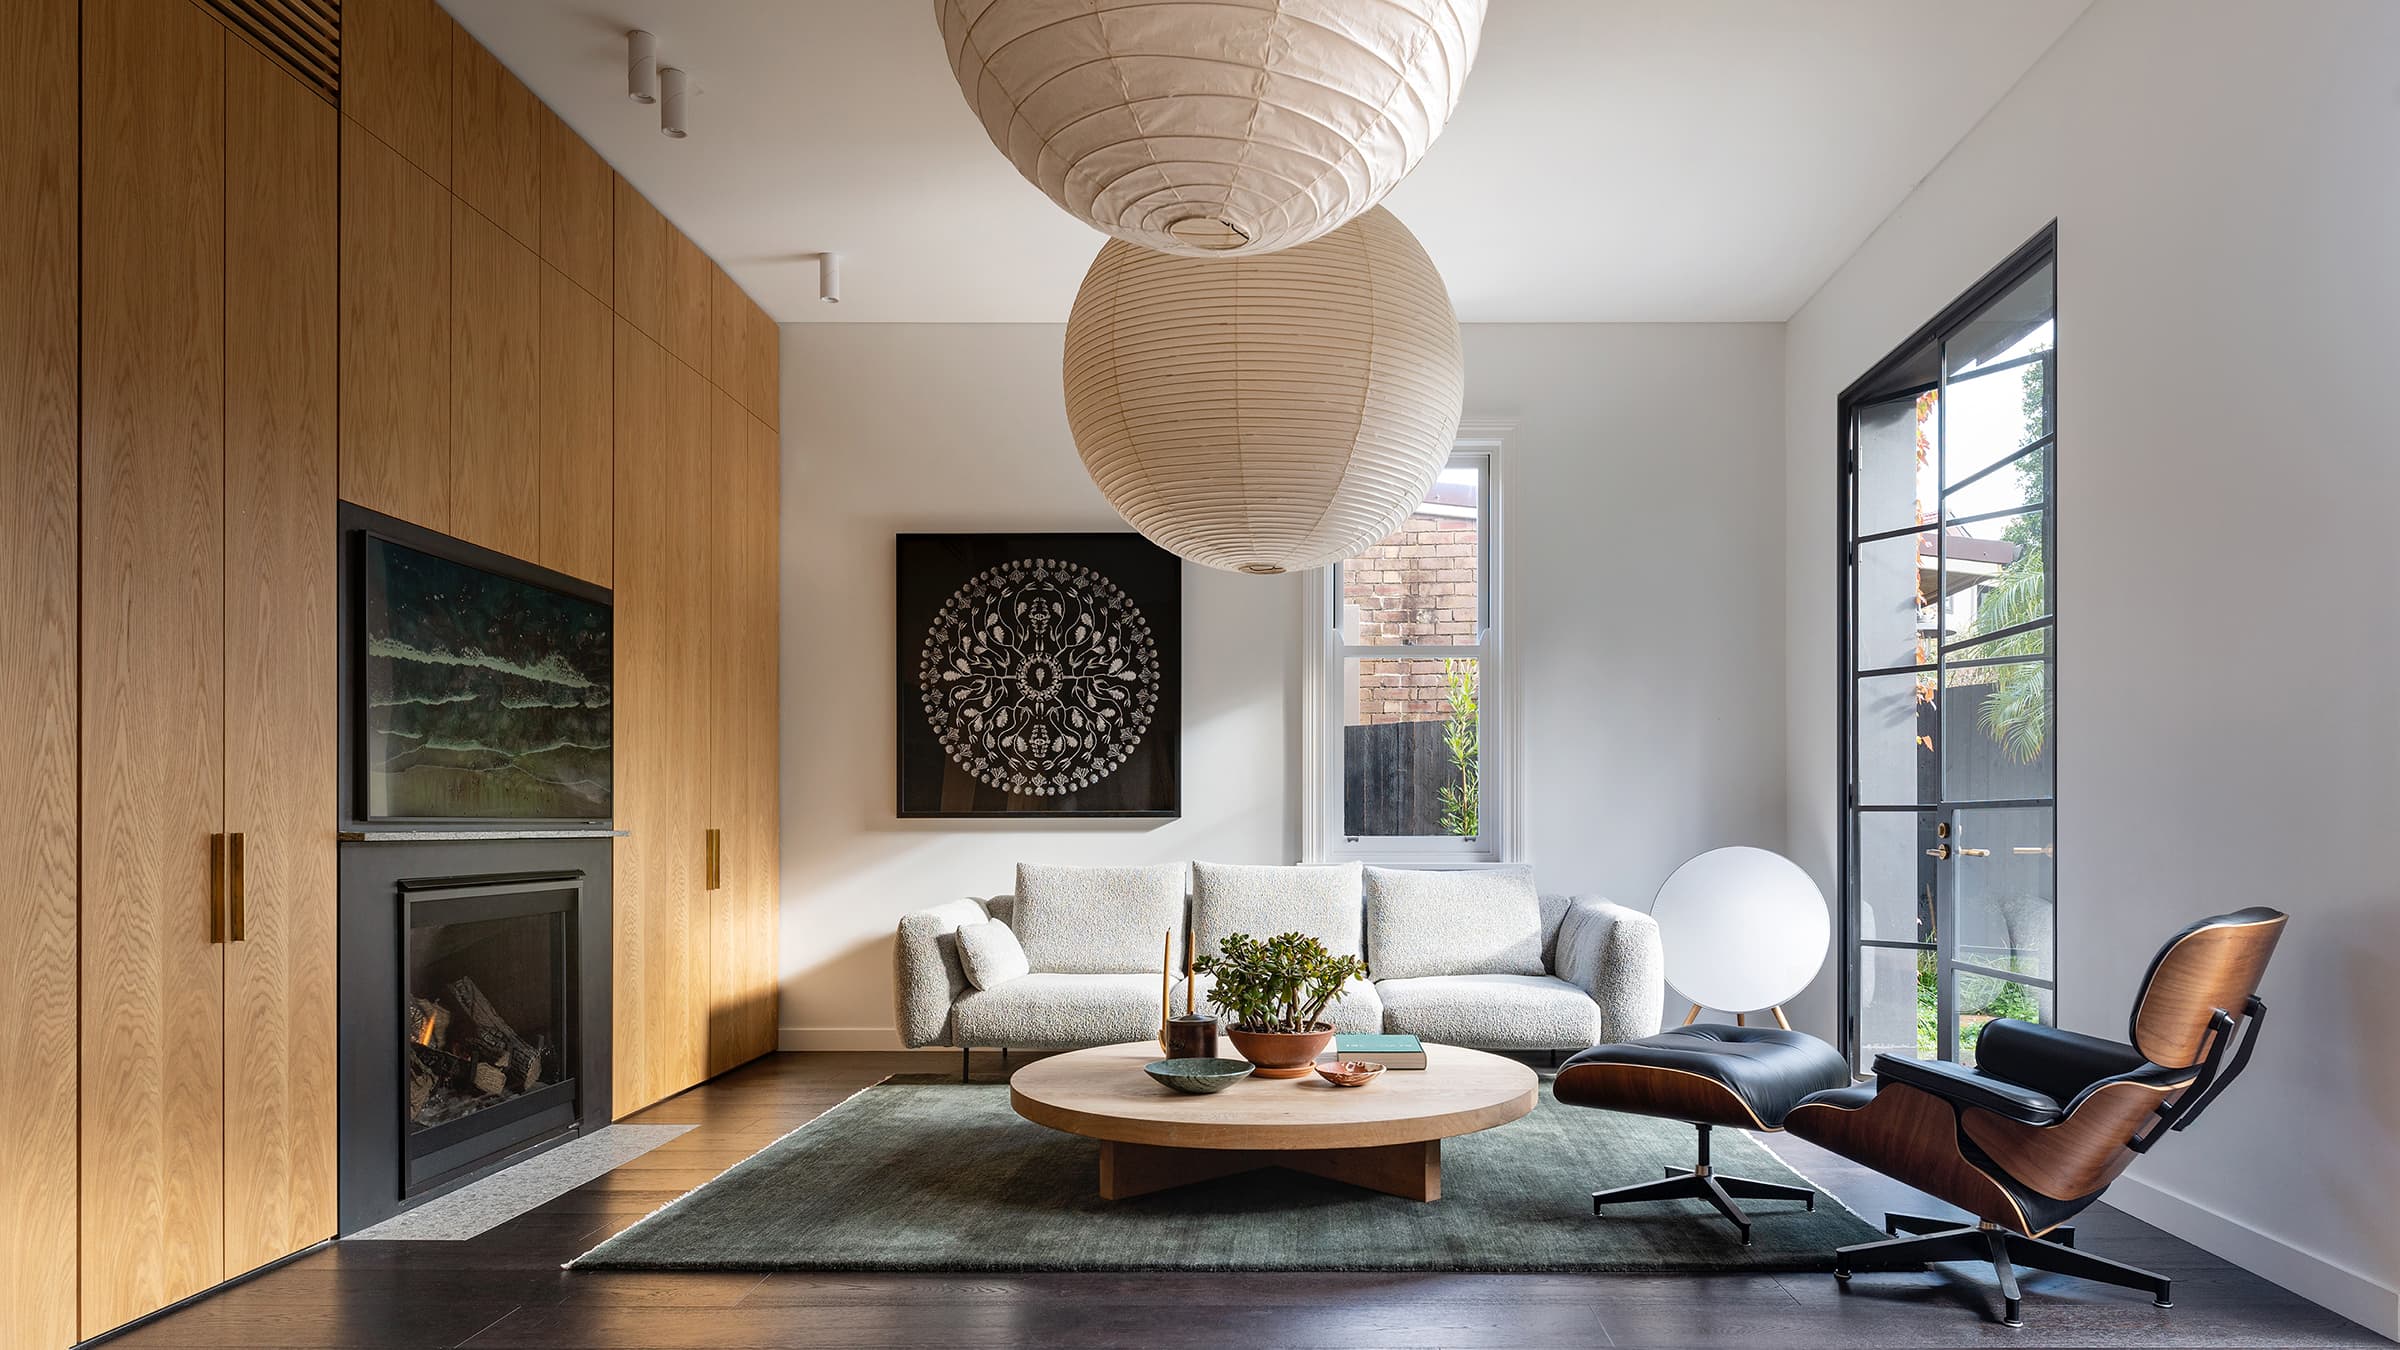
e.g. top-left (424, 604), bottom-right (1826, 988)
top-left (338, 838), bottom-right (614, 1232)
top-left (401, 873), bottom-right (579, 1192)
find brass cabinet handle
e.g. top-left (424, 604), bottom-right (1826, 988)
top-left (2013, 846), bottom-right (2054, 856)
top-left (230, 832), bottom-right (247, 942)
top-left (1958, 847), bottom-right (1991, 857)
top-left (706, 828), bottom-right (721, 891)
top-left (1925, 844), bottom-right (1951, 860)
top-left (209, 833), bottom-right (228, 943)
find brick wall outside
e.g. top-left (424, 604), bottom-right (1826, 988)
top-left (1340, 511), bottom-right (1479, 725)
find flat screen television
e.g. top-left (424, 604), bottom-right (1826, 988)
top-left (360, 533), bottom-right (613, 822)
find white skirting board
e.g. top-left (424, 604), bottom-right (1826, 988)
top-left (2106, 1174), bottom-right (2398, 1341)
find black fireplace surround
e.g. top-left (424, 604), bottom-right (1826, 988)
top-left (337, 838), bottom-right (613, 1232)
top-left (336, 507), bottom-right (616, 1235)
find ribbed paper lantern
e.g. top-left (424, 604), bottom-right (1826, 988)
top-left (936, 0), bottom-right (1484, 257)
top-left (1063, 206), bottom-right (1464, 575)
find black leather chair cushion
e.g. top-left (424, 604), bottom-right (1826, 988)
top-left (1872, 1054), bottom-right (2065, 1126)
top-left (1973, 1019), bottom-right (2152, 1108)
top-left (1557, 1025), bottom-right (1852, 1129)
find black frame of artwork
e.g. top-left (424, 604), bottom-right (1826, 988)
top-left (340, 504), bottom-right (616, 830)
top-left (896, 532), bottom-right (1182, 819)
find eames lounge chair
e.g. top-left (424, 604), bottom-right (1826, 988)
top-left (1782, 907), bottom-right (2286, 1327)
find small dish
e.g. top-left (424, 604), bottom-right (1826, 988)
top-left (1143, 1057), bottom-right (1255, 1095)
top-left (1314, 1058), bottom-right (1386, 1088)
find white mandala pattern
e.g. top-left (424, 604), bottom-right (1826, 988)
top-left (917, 559), bottom-right (1160, 796)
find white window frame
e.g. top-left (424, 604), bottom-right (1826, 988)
top-left (1301, 422), bottom-right (1519, 867)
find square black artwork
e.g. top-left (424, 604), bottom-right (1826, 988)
top-left (897, 533), bottom-right (1180, 818)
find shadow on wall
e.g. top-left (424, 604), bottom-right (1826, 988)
top-left (2338, 930), bottom-right (2400, 1296)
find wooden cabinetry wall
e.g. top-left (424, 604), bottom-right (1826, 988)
top-left (0, 1), bottom-right (783, 1342)
top-left (340, 0), bottom-right (782, 1119)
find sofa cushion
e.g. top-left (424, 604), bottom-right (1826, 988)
top-left (1364, 866), bottom-right (1545, 979)
top-left (1172, 974), bottom-right (1384, 1034)
top-left (1191, 861), bottom-right (1364, 963)
top-left (952, 974), bottom-right (1163, 1049)
top-left (954, 921), bottom-right (1029, 991)
top-left (1012, 863), bottom-right (1186, 974)
top-left (1376, 974), bottom-right (1602, 1050)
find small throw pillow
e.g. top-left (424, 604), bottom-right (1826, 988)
top-left (954, 921), bottom-right (1029, 991)
top-left (1011, 862), bottom-right (1186, 974)
top-left (1364, 865), bottom-right (1545, 980)
top-left (1191, 861), bottom-right (1364, 964)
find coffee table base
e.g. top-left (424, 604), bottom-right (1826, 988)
top-left (1098, 1138), bottom-right (1442, 1202)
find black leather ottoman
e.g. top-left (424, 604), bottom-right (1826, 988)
top-left (1556, 1024), bottom-right (1853, 1242)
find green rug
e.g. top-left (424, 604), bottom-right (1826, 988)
top-left (570, 1077), bottom-right (1883, 1273)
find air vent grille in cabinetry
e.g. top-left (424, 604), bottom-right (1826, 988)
top-left (200, 0), bottom-right (339, 105)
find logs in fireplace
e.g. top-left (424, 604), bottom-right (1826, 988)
top-left (406, 976), bottom-right (558, 1127)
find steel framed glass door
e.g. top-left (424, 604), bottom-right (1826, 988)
top-left (1841, 229), bottom-right (2058, 1069)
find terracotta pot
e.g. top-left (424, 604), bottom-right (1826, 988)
top-left (1225, 1024), bottom-right (1336, 1079)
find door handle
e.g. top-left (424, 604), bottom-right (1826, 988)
top-left (230, 832), bottom-right (247, 942)
top-left (209, 833), bottom-right (228, 943)
top-left (706, 828), bottom-right (721, 891)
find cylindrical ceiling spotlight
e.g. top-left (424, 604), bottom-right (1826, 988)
top-left (659, 66), bottom-right (688, 138)
top-left (1062, 207), bottom-right (1464, 575)
top-left (818, 253), bottom-right (841, 304)
top-left (627, 30), bottom-right (657, 104)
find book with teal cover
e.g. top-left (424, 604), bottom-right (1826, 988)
top-left (1332, 1033), bottom-right (1426, 1067)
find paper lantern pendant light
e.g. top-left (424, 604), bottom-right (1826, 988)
top-left (1063, 206), bottom-right (1464, 575)
top-left (936, 0), bottom-right (1485, 257)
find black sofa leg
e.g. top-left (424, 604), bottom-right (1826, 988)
top-left (1591, 1124), bottom-right (1815, 1246)
top-left (1834, 1214), bottom-right (2172, 1326)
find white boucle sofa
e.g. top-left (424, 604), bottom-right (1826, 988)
top-left (893, 861), bottom-right (1665, 1056)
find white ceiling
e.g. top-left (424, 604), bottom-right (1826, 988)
top-left (440, 1), bottom-right (2089, 325)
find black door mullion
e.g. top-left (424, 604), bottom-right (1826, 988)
top-left (1840, 225), bottom-right (2058, 1072)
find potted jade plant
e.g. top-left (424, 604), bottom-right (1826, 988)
top-left (1195, 932), bottom-right (1369, 1078)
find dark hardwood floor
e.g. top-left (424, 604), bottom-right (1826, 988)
top-left (112, 1051), bottom-right (2388, 1349)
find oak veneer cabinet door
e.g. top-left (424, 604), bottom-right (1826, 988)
top-left (612, 175), bottom-right (670, 346)
top-left (537, 262), bottom-right (613, 584)
top-left (537, 105), bottom-right (612, 301)
top-left (450, 200), bottom-right (542, 559)
top-left (706, 269), bottom-right (780, 428)
top-left (451, 28), bottom-right (538, 249)
top-left (223, 40), bottom-right (340, 1279)
top-left (345, 0), bottom-right (454, 185)
top-left (80, 0), bottom-right (229, 1334)
top-left (667, 230), bottom-right (713, 379)
top-left (708, 267), bottom-right (753, 415)
top-left (0, 0), bottom-right (79, 1344)
top-left (341, 124), bottom-right (451, 529)
top-left (611, 325), bottom-right (711, 1111)
top-left (709, 391), bottom-right (780, 1074)
top-left (659, 355), bottom-right (717, 1099)
top-left (746, 299), bottom-right (780, 429)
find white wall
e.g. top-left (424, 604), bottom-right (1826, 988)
top-left (777, 322), bottom-right (1786, 1048)
top-left (1781, 0), bottom-right (2400, 1334)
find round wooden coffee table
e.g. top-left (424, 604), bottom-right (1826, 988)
top-left (1009, 1040), bottom-right (1537, 1202)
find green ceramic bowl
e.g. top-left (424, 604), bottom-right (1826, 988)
top-left (1143, 1057), bottom-right (1255, 1095)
